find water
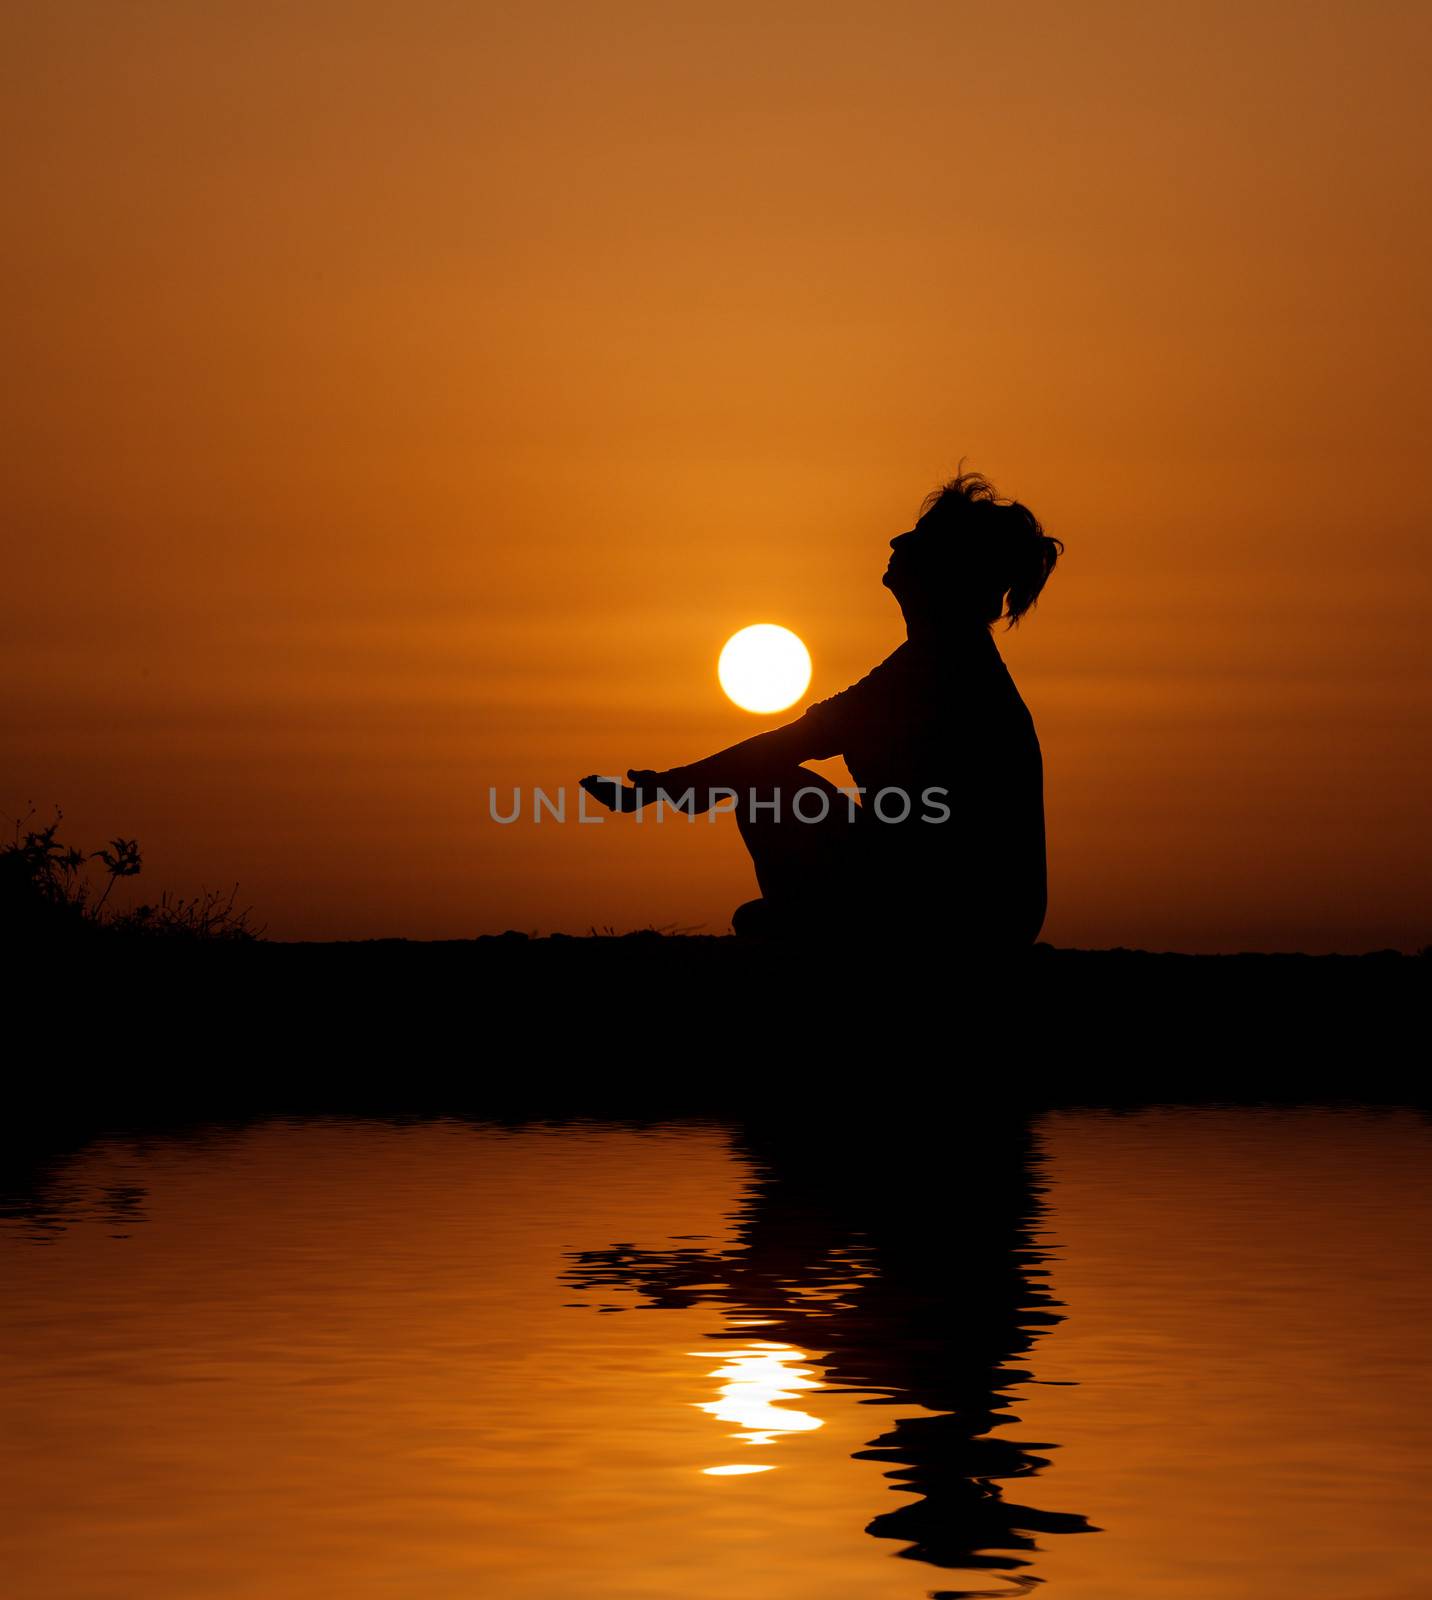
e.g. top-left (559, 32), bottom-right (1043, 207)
top-left (3, 1108), bottom-right (1430, 1599)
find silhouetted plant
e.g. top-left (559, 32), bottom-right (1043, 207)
top-left (111, 883), bottom-right (263, 941)
top-left (1, 806), bottom-right (261, 941)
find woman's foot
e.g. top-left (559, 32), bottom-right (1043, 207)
top-left (731, 898), bottom-right (779, 939)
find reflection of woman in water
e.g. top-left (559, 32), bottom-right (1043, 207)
top-left (582, 471), bottom-right (1063, 945)
top-left (564, 1112), bottom-right (1097, 1596)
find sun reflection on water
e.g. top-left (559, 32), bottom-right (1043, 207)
top-left (691, 1339), bottom-right (824, 1476)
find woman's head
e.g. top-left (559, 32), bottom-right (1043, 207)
top-left (883, 470), bottom-right (1063, 628)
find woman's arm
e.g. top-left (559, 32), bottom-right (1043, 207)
top-left (581, 715), bottom-right (825, 815)
top-left (579, 649), bottom-right (891, 814)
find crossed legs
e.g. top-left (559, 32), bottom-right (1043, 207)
top-left (730, 766), bottom-right (871, 937)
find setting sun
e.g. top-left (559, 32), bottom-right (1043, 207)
top-left (718, 625), bottom-right (813, 714)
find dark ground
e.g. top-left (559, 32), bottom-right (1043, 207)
top-left (11, 933), bottom-right (1426, 1111)
top-left (4, 933), bottom-right (1426, 1236)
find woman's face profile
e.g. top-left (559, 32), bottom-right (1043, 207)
top-left (883, 517), bottom-right (945, 599)
top-left (885, 512), bottom-right (1003, 626)
top-left (883, 524), bottom-right (919, 593)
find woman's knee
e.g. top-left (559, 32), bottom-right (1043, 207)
top-left (734, 767), bottom-right (852, 835)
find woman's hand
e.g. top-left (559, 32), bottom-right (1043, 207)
top-left (579, 769), bottom-right (662, 813)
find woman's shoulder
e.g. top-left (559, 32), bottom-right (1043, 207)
top-left (799, 644), bottom-right (911, 735)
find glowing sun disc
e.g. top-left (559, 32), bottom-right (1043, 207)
top-left (718, 624), bottom-right (812, 714)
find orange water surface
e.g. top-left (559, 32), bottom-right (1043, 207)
top-left (2, 1108), bottom-right (1429, 1599)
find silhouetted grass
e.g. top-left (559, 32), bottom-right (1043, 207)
top-left (1, 807), bottom-right (261, 943)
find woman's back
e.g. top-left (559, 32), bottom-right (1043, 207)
top-left (814, 634), bottom-right (1046, 943)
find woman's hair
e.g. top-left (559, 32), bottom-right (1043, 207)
top-left (918, 470), bottom-right (1063, 626)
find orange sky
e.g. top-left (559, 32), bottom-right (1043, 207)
top-left (5, 2), bottom-right (1430, 949)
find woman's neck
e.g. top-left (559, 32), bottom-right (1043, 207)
top-left (902, 608), bottom-right (992, 646)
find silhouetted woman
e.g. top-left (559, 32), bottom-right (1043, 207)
top-left (582, 471), bottom-right (1062, 947)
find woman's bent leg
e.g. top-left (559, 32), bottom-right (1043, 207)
top-left (732, 767), bottom-right (864, 932)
